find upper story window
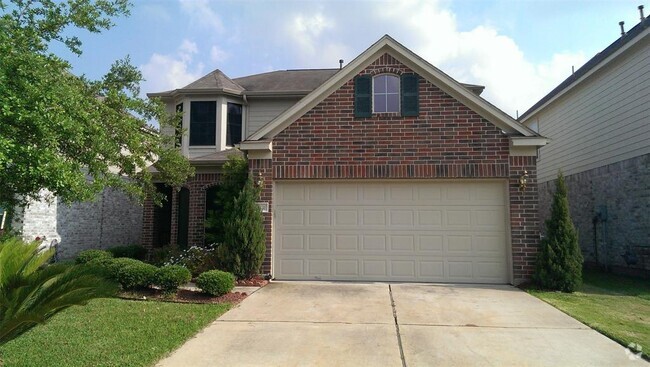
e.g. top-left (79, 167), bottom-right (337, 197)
top-left (226, 102), bottom-right (242, 146)
top-left (373, 74), bottom-right (400, 113)
top-left (354, 73), bottom-right (419, 118)
top-left (175, 103), bottom-right (183, 148)
top-left (189, 101), bottom-right (216, 146)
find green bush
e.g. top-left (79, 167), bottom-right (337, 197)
top-left (153, 265), bottom-right (191, 295)
top-left (107, 245), bottom-right (147, 260)
top-left (534, 171), bottom-right (583, 292)
top-left (205, 155), bottom-right (248, 244)
top-left (218, 178), bottom-right (266, 279)
top-left (196, 270), bottom-right (235, 296)
top-left (75, 249), bottom-right (113, 264)
top-left (105, 258), bottom-right (157, 290)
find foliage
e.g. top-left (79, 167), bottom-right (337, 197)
top-left (104, 258), bottom-right (157, 290)
top-left (196, 270), bottom-right (235, 297)
top-left (75, 249), bottom-right (113, 264)
top-left (0, 0), bottom-right (193, 209)
top-left (153, 265), bottom-right (191, 295)
top-left (204, 155), bottom-right (248, 244)
top-left (0, 237), bottom-right (118, 346)
top-left (107, 244), bottom-right (147, 260)
top-left (534, 171), bottom-right (583, 292)
top-left (218, 178), bottom-right (266, 279)
top-left (164, 243), bottom-right (219, 277)
top-left (0, 298), bottom-right (230, 367)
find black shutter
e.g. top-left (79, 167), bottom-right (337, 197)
top-left (401, 74), bottom-right (419, 117)
top-left (354, 75), bottom-right (372, 117)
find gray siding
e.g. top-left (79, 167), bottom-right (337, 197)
top-left (246, 98), bottom-right (300, 138)
top-left (528, 38), bottom-right (649, 183)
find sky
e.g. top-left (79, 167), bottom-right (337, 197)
top-left (53, 0), bottom-right (647, 117)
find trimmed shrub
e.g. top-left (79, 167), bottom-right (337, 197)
top-left (106, 258), bottom-right (157, 290)
top-left (75, 249), bottom-right (113, 264)
top-left (534, 171), bottom-right (583, 292)
top-left (218, 178), bottom-right (266, 279)
top-left (153, 265), bottom-right (191, 295)
top-left (107, 245), bottom-right (147, 260)
top-left (205, 155), bottom-right (248, 244)
top-left (196, 270), bottom-right (235, 296)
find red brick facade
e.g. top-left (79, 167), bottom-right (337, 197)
top-left (256, 53), bottom-right (540, 283)
top-left (143, 53), bottom-right (541, 283)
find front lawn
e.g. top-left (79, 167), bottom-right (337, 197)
top-left (0, 298), bottom-right (230, 367)
top-left (529, 270), bottom-right (650, 360)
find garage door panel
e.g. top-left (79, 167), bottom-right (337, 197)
top-left (275, 181), bottom-right (509, 283)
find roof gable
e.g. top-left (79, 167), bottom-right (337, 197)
top-left (182, 69), bottom-right (244, 92)
top-left (248, 35), bottom-right (538, 141)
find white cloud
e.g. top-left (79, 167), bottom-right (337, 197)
top-left (284, 12), bottom-right (352, 66)
top-left (210, 45), bottom-right (230, 64)
top-left (140, 39), bottom-right (204, 93)
top-left (178, 0), bottom-right (224, 33)
top-left (374, 0), bottom-right (586, 116)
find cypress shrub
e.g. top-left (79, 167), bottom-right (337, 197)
top-left (534, 171), bottom-right (583, 292)
top-left (217, 178), bottom-right (266, 279)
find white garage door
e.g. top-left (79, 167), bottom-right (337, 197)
top-left (274, 181), bottom-right (509, 283)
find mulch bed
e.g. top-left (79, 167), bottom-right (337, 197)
top-left (117, 276), bottom-right (269, 304)
top-left (236, 275), bottom-right (269, 287)
top-left (119, 288), bottom-right (248, 304)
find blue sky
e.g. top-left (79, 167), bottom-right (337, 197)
top-left (55, 0), bottom-right (646, 116)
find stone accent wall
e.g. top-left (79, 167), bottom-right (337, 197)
top-left (266, 53), bottom-right (541, 283)
top-left (12, 188), bottom-right (142, 259)
top-left (538, 154), bottom-right (650, 276)
top-left (142, 172), bottom-right (221, 250)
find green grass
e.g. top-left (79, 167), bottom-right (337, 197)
top-left (529, 270), bottom-right (650, 359)
top-left (0, 298), bottom-right (230, 367)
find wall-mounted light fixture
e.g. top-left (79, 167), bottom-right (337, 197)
top-left (519, 170), bottom-right (529, 191)
top-left (256, 170), bottom-right (265, 187)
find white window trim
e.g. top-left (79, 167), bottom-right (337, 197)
top-left (372, 74), bottom-right (400, 113)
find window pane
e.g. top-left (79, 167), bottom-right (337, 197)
top-left (387, 94), bottom-right (399, 112)
top-left (386, 75), bottom-right (399, 93)
top-left (374, 75), bottom-right (387, 93)
top-left (374, 94), bottom-right (386, 113)
top-left (190, 101), bottom-right (216, 146)
top-left (227, 102), bottom-right (243, 146)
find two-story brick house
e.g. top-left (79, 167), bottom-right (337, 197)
top-left (146, 35), bottom-right (547, 285)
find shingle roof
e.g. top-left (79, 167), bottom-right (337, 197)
top-left (233, 69), bottom-right (339, 93)
top-left (519, 16), bottom-right (649, 121)
top-left (190, 148), bottom-right (244, 164)
top-left (181, 69), bottom-right (244, 92)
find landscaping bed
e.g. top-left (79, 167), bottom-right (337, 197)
top-left (119, 288), bottom-right (248, 304)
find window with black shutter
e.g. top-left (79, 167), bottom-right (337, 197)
top-left (354, 73), bottom-right (419, 117)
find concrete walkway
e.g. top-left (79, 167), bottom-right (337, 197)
top-left (156, 282), bottom-right (645, 367)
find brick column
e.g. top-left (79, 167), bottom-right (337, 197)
top-left (141, 196), bottom-right (154, 250)
top-left (509, 156), bottom-right (540, 284)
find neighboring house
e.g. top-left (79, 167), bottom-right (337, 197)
top-left (520, 16), bottom-right (649, 276)
top-left (146, 35), bottom-right (547, 285)
top-left (8, 188), bottom-right (142, 258)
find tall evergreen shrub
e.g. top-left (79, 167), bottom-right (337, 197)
top-left (534, 171), bottom-right (583, 292)
top-left (218, 178), bottom-right (266, 279)
top-left (204, 155), bottom-right (248, 244)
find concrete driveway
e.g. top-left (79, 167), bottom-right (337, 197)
top-left (157, 282), bottom-right (644, 367)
